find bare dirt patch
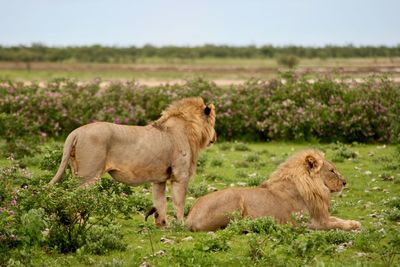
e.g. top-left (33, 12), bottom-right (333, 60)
top-left (1, 61), bottom-right (400, 76)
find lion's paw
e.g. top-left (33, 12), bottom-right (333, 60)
top-left (348, 220), bottom-right (361, 230)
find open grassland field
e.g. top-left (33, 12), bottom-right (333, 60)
top-left (1, 60), bottom-right (400, 266)
top-left (1, 141), bottom-right (400, 266)
top-left (1, 57), bottom-right (400, 84)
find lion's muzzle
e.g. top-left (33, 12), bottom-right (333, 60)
top-left (208, 132), bottom-right (217, 146)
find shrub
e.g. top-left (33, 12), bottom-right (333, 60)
top-left (1, 138), bottom-right (38, 159)
top-left (194, 231), bottom-right (232, 252)
top-left (125, 193), bottom-right (153, 215)
top-left (277, 54), bottom-right (300, 69)
top-left (82, 224), bottom-right (126, 255)
top-left (353, 227), bottom-right (385, 252)
top-left (196, 153), bottom-right (208, 173)
top-left (0, 208), bottom-right (18, 252)
top-left (17, 208), bottom-right (47, 246)
top-left (202, 173), bottom-right (222, 182)
top-left (188, 182), bottom-right (209, 198)
top-left (380, 228), bottom-right (400, 266)
top-left (218, 143), bottom-right (232, 151)
top-left (245, 153), bottom-right (260, 163)
top-left (165, 247), bottom-right (214, 266)
top-left (1, 76), bottom-right (400, 145)
top-left (330, 142), bottom-right (358, 162)
top-left (210, 158), bottom-right (224, 167)
top-left (39, 143), bottom-right (63, 172)
top-left (0, 171), bottom-right (119, 263)
top-left (15, 177), bottom-right (127, 254)
top-left (235, 160), bottom-right (251, 168)
top-left (383, 197), bottom-right (400, 222)
top-left (247, 175), bottom-right (264, 187)
top-left (227, 215), bottom-right (294, 238)
top-left (234, 143), bottom-right (251, 151)
top-left (323, 230), bottom-right (355, 245)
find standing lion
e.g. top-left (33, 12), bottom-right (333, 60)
top-left (186, 149), bottom-right (361, 231)
top-left (49, 97), bottom-right (216, 226)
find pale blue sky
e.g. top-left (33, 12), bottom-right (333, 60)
top-left (1, 0), bottom-right (399, 47)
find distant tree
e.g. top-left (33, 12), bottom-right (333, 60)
top-left (277, 54), bottom-right (300, 69)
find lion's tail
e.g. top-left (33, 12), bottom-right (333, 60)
top-left (49, 132), bottom-right (77, 185)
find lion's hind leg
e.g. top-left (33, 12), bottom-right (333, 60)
top-left (186, 189), bottom-right (242, 231)
top-left (76, 162), bottom-right (105, 187)
top-left (74, 147), bottom-right (107, 187)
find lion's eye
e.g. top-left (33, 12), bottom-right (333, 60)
top-left (330, 169), bottom-right (335, 173)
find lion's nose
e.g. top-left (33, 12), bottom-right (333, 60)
top-left (343, 181), bottom-right (347, 186)
top-left (211, 133), bottom-right (217, 143)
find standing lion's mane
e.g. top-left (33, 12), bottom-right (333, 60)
top-left (153, 97), bottom-right (216, 175)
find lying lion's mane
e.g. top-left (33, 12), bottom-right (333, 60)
top-left (261, 149), bottom-right (330, 220)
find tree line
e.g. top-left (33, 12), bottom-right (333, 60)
top-left (0, 44), bottom-right (399, 63)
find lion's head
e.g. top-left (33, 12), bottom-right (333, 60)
top-left (314, 157), bottom-right (346, 193)
top-left (262, 149), bottom-right (346, 218)
top-left (153, 97), bottom-right (216, 174)
top-left (155, 97), bottom-right (216, 147)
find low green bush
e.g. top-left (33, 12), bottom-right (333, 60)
top-left (277, 54), bottom-right (300, 69)
top-left (247, 175), bottom-right (264, 186)
top-left (210, 158), bottom-right (224, 167)
top-left (383, 197), bottom-right (400, 222)
top-left (0, 175), bottom-right (129, 263)
top-left (196, 153), bottom-right (208, 173)
top-left (381, 228), bottom-right (400, 266)
top-left (330, 142), bottom-right (358, 162)
top-left (39, 143), bottom-right (63, 172)
top-left (188, 182), bottom-right (209, 198)
top-left (202, 172), bottom-right (222, 182)
top-left (194, 231), bottom-right (232, 252)
top-left (353, 227), bottom-right (385, 252)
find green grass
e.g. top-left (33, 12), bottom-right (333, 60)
top-left (2, 141), bottom-right (400, 266)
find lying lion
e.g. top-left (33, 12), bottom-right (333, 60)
top-left (186, 149), bottom-right (361, 231)
top-left (49, 97), bottom-right (216, 226)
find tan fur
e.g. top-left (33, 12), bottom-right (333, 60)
top-left (49, 97), bottom-right (216, 226)
top-left (186, 149), bottom-right (361, 231)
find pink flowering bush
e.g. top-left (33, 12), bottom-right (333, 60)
top-left (1, 75), bottom-right (399, 147)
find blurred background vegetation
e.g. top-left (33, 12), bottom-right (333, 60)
top-left (1, 44), bottom-right (400, 63)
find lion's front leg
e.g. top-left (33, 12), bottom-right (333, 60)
top-left (310, 216), bottom-right (361, 231)
top-left (328, 216), bottom-right (361, 230)
top-left (152, 182), bottom-right (167, 226)
top-left (171, 180), bottom-right (188, 223)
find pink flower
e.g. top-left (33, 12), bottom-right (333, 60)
top-left (11, 189), bottom-right (17, 206)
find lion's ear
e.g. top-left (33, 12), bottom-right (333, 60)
top-left (305, 155), bottom-right (322, 173)
top-left (204, 105), bottom-right (211, 116)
